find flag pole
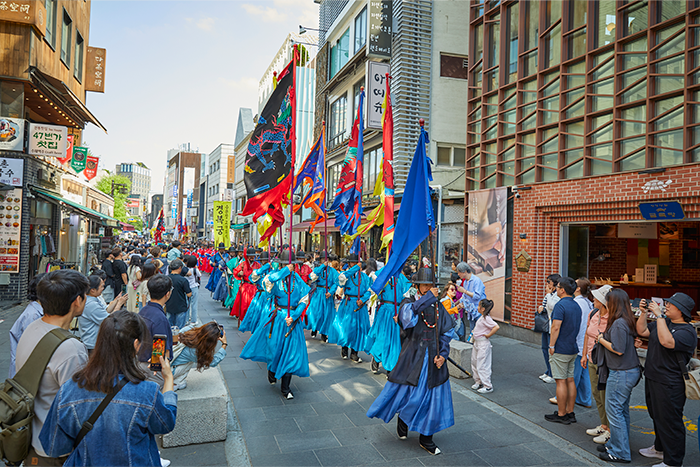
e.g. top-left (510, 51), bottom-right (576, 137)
top-left (322, 121), bottom-right (329, 261)
top-left (287, 44), bottom-right (299, 319)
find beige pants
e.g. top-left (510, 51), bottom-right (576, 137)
top-left (172, 362), bottom-right (194, 387)
top-left (588, 362), bottom-right (609, 427)
top-left (471, 337), bottom-right (493, 389)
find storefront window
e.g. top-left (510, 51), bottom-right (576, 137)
top-left (0, 81), bottom-right (24, 118)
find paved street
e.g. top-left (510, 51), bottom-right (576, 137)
top-left (1, 286), bottom-right (698, 467)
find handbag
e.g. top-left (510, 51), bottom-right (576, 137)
top-left (676, 354), bottom-right (700, 400)
top-left (132, 279), bottom-right (142, 290)
top-left (534, 310), bottom-right (549, 333)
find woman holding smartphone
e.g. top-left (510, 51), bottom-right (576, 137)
top-left (170, 321), bottom-right (228, 390)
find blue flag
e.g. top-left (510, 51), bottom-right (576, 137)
top-left (293, 130), bottom-right (326, 231)
top-left (371, 126), bottom-right (434, 295)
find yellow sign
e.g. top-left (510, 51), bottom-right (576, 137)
top-left (213, 201), bottom-right (231, 248)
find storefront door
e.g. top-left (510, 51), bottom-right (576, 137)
top-left (562, 225), bottom-right (588, 279)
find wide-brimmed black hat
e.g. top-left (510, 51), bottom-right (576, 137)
top-left (412, 268), bottom-right (435, 285)
top-left (344, 253), bottom-right (360, 263)
top-left (218, 242), bottom-right (226, 249)
top-left (277, 249), bottom-right (298, 264)
top-left (246, 247), bottom-right (257, 256)
top-left (665, 293), bottom-right (696, 318)
top-left (228, 246), bottom-right (236, 253)
top-left (259, 251), bottom-right (270, 261)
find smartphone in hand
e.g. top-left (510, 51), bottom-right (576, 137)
top-left (150, 334), bottom-right (167, 371)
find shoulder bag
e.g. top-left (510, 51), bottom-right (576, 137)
top-left (73, 377), bottom-right (129, 448)
top-left (533, 310), bottom-right (549, 333)
top-left (676, 353), bottom-right (700, 400)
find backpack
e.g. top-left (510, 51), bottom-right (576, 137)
top-left (0, 328), bottom-right (77, 465)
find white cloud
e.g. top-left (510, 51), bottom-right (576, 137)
top-left (219, 76), bottom-right (259, 91)
top-left (242, 4), bottom-right (287, 23)
top-left (196, 17), bottom-right (215, 31)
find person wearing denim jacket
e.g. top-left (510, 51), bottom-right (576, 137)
top-left (39, 311), bottom-right (177, 466)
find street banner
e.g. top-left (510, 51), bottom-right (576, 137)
top-left (213, 201), bottom-right (231, 248)
top-left (467, 187), bottom-right (508, 321)
top-left (71, 146), bottom-right (88, 173)
top-left (84, 155), bottom-right (99, 180)
top-left (0, 118), bottom-right (24, 152)
top-left (293, 128), bottom-right (326, 232)
top-left (28, 123), bottom-right (67, 157)
top-left (57, 134), bottom-right (73, 164)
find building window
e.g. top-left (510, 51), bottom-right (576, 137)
top-left (61, 9), bottom-right (72, 68)
top-left (329, 27), bottom-right (350, 79)
top-left (436, 146), bottom-right (466, 167)
top-left (329, 94), bottom-right (347, 148)
top-left (354, 6), bottom-right (367, 54)
top-left (327, 163), bottom-right (342, 198)
top-left (440, 54), bottom-right (468, 79)
top-left (74, 31), bottom-right (84, 83)
top-left (362, 146), bottom-right (381, 199)
top-left (353, 81), bottom-right (365, 121)
top-left (45, 0), bottom-right (57, 48)
top-left (0, 81), bottom-right (24, 118)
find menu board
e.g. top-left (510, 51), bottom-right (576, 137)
top-left (0, 188), bottom-right (22, 273)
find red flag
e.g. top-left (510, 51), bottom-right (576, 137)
top-left (84, 155), bottom-right (99, 181)
top-left (380, 76), bottom-right (394, 243)
top-left (58, 135), bottom-right (73, 165)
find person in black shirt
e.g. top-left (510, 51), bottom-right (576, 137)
top-left (166, 259), bottom-right (192, 330)
top-left (112, 248), bottom-right (129, 296)
top-left (101, 249), bottom-right (116, 302)
top-left (636, 293), bottom-right (697, 467)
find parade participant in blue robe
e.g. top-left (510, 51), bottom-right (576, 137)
top-left (239, 252), bottom-right (271, 333)
top-left (224, 247), bottom-right (244, 308)
top-left (365, 267), bottom-right (411, 375)
top-left (212, 247), bottom-right (233, 303)
top-left (205, 243), bottom-right (226, 292)
top-left (367, 268), bottom-right (455, 456)
top-left (240, 249), bottom-right (310, 399)
top-left (306, 252), bottom-right (339, 342)
top-left (330, 253), bottom-right (371, 362)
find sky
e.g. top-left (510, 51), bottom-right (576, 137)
top-left (83, 0), bottom-right (319, 194)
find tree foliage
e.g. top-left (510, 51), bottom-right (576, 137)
top-left (96, 174), bottom-right (132, 222)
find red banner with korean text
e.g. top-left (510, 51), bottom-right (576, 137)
top-left (84, 155), bottom-right (99, 180)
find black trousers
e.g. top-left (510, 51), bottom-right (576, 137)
top-left (281, 373), bottom-right (293, 395)
top-left (645, 378), bottom-right (687, 466)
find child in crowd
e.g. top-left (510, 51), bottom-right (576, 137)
top-left (471, 299), bottom-right (499, 394)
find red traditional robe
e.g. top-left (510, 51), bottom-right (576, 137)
top-left (295, 263), bottom-right (312, 283)
top-left (230, 259), bottom-right (261, 320)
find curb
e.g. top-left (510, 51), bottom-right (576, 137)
top-left (220, 367), bottom-right (252, 467)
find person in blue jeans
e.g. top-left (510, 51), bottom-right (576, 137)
top-left (573, 278), bottom-right (593, 407)
top-left (456, 262), bottom-right (486, 343)
top-left (595, 289), bottom-right (640, 463)
top-left (40, 310), bottom-right (177, 466)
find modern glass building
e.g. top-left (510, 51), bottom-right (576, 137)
top-left (467, 0), bottom-right (696, 189)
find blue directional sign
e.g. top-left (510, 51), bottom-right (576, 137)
top-left (639, 201), bottom-right (685, 221)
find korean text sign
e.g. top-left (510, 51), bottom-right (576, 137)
top-left (28, 123), bottom-right (67, 157)
top-left (213, 201), bottom-right (231, 248)
top-left (366, 61), bottom-right (390, 130)
top-left (368, 0), bottom-right (392, 59)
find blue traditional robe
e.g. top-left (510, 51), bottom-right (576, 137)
top-left (306, 264), bottom-right (340, 333)
top-left (328, 265), bottom-right (371, 350)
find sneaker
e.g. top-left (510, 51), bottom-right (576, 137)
top-left (160, 459), bottom-right (171, 467)
top-left (173, 382), bottom-right (187, 391)
top-left (538, 373), bottom-right (549, 381)
top-left (471, 382), bottom-right (482, 390)
top-left (419, 442), bottom-right (441, 455)
top-left (652, 463), bottom-right (675, 467)
top-left (371, 357), bottom-right (380, 374)
top-left (284, 392), bottom-right (294, 400)
top-left (549, 396), bottom-right (557, 405)
top-left (321, 334), bottom-right (328, 343)
top-left (566, 412), bottom-right (576, 423)
top-left (599, 451), bottom-right (630, 463)
top-left (267, 370), bottom-right (277, 385)
top-left (639, 446), bottom-right (664, 460)
top-left (310, 330), bottom-right (317, 338)
top-left (542, 375), bottom-right (556, 384)
top-left (341, 347), bottom-right (348, 359)
top-left (350, 353), bottom-right (362, 363)
top-left (593, 431), bottom-right (611, 444)
top-left (597, 445), bottom-right (607, 453)
top-left (544, 411), bottom-right (571, 425)
top-left (477, 387), bottom-right (493, 394)
top-left (586, 425), bottom-right (606, 436)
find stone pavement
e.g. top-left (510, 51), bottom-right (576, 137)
top-left (1, 284), bottom-right (698, 467)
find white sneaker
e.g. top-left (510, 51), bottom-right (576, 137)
top-left (538, 373), bottom-right (548, 380)
top-left (593, 431), bottom-right (610, 444)
top-left (586, 425), bottom-right (605, 436)
top-left (285, 392), bottom-right (294, 400)
top-left (477, 387), bottom-right (493, 394)
top-left (549, 397), bottom-right (557, 405)
top-left (652, 463), bottom-right (674, 467)
top-left (160, 458), bottom-right (171, 467)
top-left (639, 446), bottom-right (664, 460)
top-left (542, 375), bottom-right (556, 384)
top-left (471, 382), bottom-right (482, 390)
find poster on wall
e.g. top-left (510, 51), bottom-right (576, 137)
top-left (467, 187), bottom-right (508, 321)
top-left (0, 158), bottom-right (24, 187)
top-left (0, 118), bottom-right (24, 152)
top-left (617, 223), bottom-right (657, 239)
top-left (0, 188), bottom-right (23, 273)
top-left (28, 123), bottom-right (67, 157)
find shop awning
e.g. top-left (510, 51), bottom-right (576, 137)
top-left (231, 223), bottom-right (251, 230)
top-left (119, 222), bottom-right (135, 231)
top-left (29, 67), bottom-right (107, 133)
top-left (31, 186), bottom-right (119, 226)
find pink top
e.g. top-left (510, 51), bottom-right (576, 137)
top-left (473, 315), bottom-right (498, 339)
top-left (585, 310), bottom-right (608, 358)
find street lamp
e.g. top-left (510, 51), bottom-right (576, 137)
top-left (110, 180), bottom-right (129, 197)
top-left (299, 25), bottom-right (325, 35)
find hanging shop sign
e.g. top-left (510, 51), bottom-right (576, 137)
top-left (0, 118), bottom-right (24, 152)
top-left (28, 123), bottom-right (67, 157)
top-left (126, 198), bottom-right (140, 208)
top-left (213, 201), bottom-right (231, 248)
top-left (0, 187), bottom-right (23, 273)
top-left (85, 47), bottom-right (106, 93)
top-left (367, 0), bottom-right (392, 59)
top-left (71, 146), bottom-right (88, 173)
top-left (617, 222), bottom-right (658, 239)
top-left (84, 155), bottom-right (99, 180)
top-left (0, 158), bottom-right (24, 187)
top-left (639, 201), bottom-right (685, 221)
top-left (0, 0), bottom-right (46, 36)
top-left (366, 61), bottom-right (390, 130)
top-left (57, 134), bottom-right (73, 164)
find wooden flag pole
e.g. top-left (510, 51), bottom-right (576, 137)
top-left (287, 44), bottom-right (299, 319)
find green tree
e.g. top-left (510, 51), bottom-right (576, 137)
top-left (96, 174), bottom-right (132, 222)
top-left (127, 217), bottom-right (143, 231)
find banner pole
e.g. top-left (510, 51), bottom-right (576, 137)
top-left (322, 122), bottom-right (329, 260)
top-left (287, 44), bottom-right (299, 319)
